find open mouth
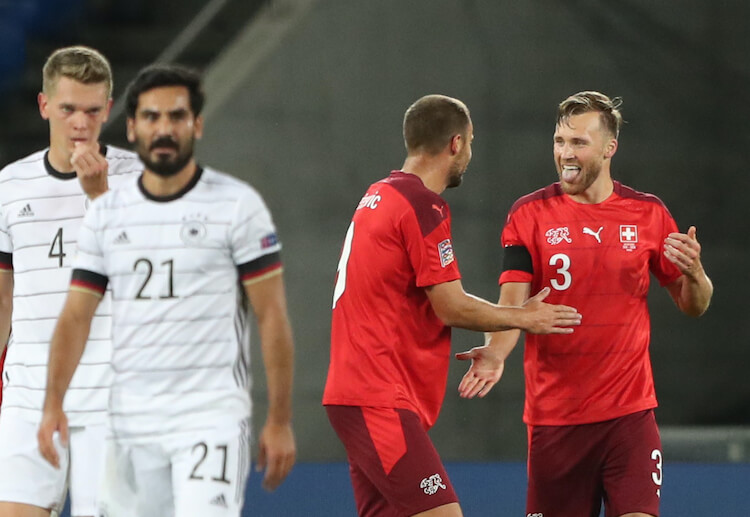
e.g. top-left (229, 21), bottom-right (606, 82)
top-left (561, 165), bottom-right (581, 183)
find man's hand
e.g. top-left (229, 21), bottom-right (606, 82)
top-left (71, 142), bottom-right (108, 199)
top-left (456, 345), bottom-right (505, 398)
top-left (256, 421), bottom-right (296, 491)
top-left (521, 287), bottom-right (582, 334)
top-left (37, 404), bottom-right (68, 469)
top-left (664, 226), bottom-right (704, 278)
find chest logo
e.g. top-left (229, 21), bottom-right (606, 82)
top-left (619, 224), bottom-right (638, 252)
top-left (582, 226), bottom-right (603, 243)
top-left (181, 213), bottom-right (208, 245)
top-left (17, 203), bottom-right (34, 217)
top-left (545, 227), bottom-right (571, 245)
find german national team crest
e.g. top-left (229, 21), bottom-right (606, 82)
top-left (619, 224), bottom-right (638, 252)
top-left (546, 227), bottom-right (572, 245)
top-left (437, 239), bottom-right (454, 267)
top-left (180, 214), bottom-right (208, 245)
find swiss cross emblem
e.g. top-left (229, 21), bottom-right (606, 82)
top-left (619, 225), bottom-right (638, 251)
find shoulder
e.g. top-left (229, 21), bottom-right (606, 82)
top-left (92, 177), bottom-right (139, 212)
top-left (507, 183), bottom-right (564, 217)
top-left (613, 181), bottom-right (670, 211)
top-left (0, 149), bottom-right (47, 182)
top-left (104, 145), bottom-right (142, 176)
top-left (379, 171), bottom-right (448, 236)
top-left (200, 167), bottom-right (266, 202)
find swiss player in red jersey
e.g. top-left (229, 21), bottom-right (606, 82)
top-left (323, 95), bottom-right (582, 517)
top-left (457, 91), bottom-right (713, 517)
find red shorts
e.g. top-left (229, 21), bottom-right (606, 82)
top-left (527, 409), bottom-right (662, 517)
top-left (326, 405), bottom-right (458, 517)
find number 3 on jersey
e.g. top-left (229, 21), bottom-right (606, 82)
top-left (549, 252), bottom-right (572, 290)
top-left (332, 222), bottom-right (355, 309)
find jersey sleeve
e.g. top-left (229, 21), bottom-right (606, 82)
top-left (0, 199), bottom-right (11, 271)
top-left (71, 199), bottom-right (109, 297)
top-left (650, 206), bottom-right (682, 286)
top-left (498, 208), bottom-right (534, 284)
top-left (231, 188), bottom-right (283, 285)
top-left (401, 207), bottom-right (461, 288)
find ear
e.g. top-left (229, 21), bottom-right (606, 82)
top-left (604, 138), bottom-right (618, 159)
top-left (449, 134), bottom-right (462, 156)
top-left (126, 117), bottom-right (136, 143)
top-left (38, 92), bottom-right (49, 120)
top-left (194, 115), bottom-right (204, 140)
top-left (102, 98), bottom-right (114, 123)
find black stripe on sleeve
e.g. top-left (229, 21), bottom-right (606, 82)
top-left (0, 252), bottom-right (12, 270)
top-left (502, 245), bottom-right (533, 274)
top-left (237, 251), bottom-right (282, 278)
top-left (71, 268), bottom-right (109, 294)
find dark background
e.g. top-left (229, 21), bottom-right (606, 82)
top-left (1, 0), bottom-right (747, 462)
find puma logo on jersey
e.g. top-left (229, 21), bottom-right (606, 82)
top-left (432, 204), bottom-right (445, 217)
top-left (582, 226), bottom-right (603, 243)
top-left (113, 231), bottom-right (130, 244)
top-left (17, 203), bottom-right (34, 217)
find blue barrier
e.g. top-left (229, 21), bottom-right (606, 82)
top-left (59, 461), bottom-right (749, 515)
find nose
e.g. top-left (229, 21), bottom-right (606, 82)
top-left (558, 141), bottom-right (575, 160)
top-left (70, 110), bottom-right (89, 131)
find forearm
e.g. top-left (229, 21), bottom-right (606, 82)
top-left (259, 313), bottom-right (294, 426)
top-left (44, 311), bottom-right (91, 408)
top-left (453, 295), bottom-right (529, 332)
top-left (484, 328), bottom-right (523, 361)
top-left (483, 281), bottom-right (529, 358)
top-left (678, 269), bottom-right (713, 317)
top-left (0, 302), bottom-right (10, 355)
top-left (0, 273), bottom-right (12, 352)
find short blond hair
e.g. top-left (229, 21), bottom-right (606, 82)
top-left (557, 91), bottom-right (623, 138)
top-left (42, 46), bottom-right (113, 98)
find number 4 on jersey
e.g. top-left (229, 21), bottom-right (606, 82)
top-left (48, 228), bottom-right (66, 267)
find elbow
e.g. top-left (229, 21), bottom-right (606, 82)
top-left (430, 303), bottom-right (459, 327)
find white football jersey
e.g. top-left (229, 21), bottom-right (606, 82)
top-left (73, 166), bottom-right (282, 442)
top-left (0, 146), bottom-right (142, 425)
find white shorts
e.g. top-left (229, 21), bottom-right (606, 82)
top-left (0, 414), bottom-right (107, 516)
top-left (99, 420), bottom-right (251, 517)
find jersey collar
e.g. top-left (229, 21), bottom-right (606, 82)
top-left (138, 165), bottom-right (204, 203)
top-left (44, 145), bottom-right (110, 180)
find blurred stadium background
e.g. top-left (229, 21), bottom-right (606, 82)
top-left (1, 0), bottom-right (748, 514)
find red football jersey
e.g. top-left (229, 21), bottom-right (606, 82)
top-left (323, 171), bottom-right (461, 429)
top-left (500, 181), bottom-right (682, 426)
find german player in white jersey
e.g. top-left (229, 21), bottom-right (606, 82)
top-left (0, 46), bottom-right (141, 517)
top-left (38, 64), bottom-right (296, 517)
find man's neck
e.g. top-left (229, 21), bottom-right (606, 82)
top-left (141, 161), bottom-right (198, 198)
top-left (401, 155), bottom-right (447, 194)
top-left (46, 145), bottom-right (73, 173)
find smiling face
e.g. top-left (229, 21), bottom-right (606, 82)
top-left (39, 76), bottom-right (111, 163)
top-left (127, 85), bottom-right (203, 177)
top-left (553, 111), bottom-right (617, 199)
